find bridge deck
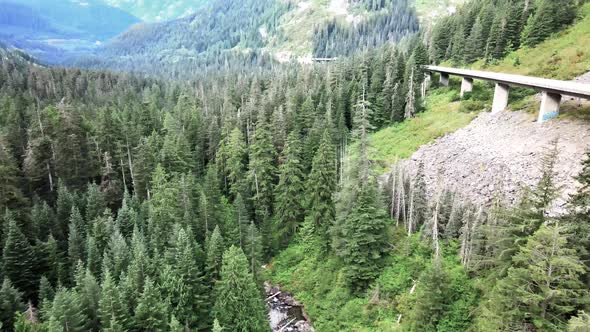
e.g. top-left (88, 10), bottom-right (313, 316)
top-left (425, 65), bottom-right (590, 99)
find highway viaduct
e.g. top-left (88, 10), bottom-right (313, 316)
top-left (424, 66), bottom-right (590, 123)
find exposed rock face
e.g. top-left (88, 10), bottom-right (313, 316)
top-left (389, 110), bottom-right (590, 214)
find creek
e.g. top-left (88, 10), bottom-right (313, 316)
top-left (265, 283), bottom-right (314, 332)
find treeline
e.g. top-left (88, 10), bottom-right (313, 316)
top-left (429, 0), bottom-right (581, 65)
top-left (0, 37), bottom-right (430, 330)
top-left (313, 0), bottom-right (420, 58)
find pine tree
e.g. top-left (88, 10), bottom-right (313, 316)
top-left (85, 182), bottom-right (106, 223)
top-left (274, 131), bottom-right (305, 248)
top-left (105, 229), bottom-right (130, 281)
top-left (248, 113), bottom-right (277, 223)
top-left (406, 263), bottom-right (449, 331)
top-left (479, 224), bottom-right (588, 331)
top-left (163, 226), bottom-right (208, 330)
top-left (234, 193), bottom-right (250, 249)
top-left (305, 129), bottom-right (337, 247)
top-left (0, 137), bottom-right (26, 212)
top-left (148, 165), bottom-right (181, 251)
top-left (73, 267), bottom-right (101, 331)
top-left (521, 0), bottom-right (576, 48)
top-left (213, 246), bottom-right (268, 332)
top-left (206, 225), bottom-right (225, 285)
top-left (46, 288), bottom-right (88, 332)
top-left (133, 277), bottom-right (168, 331)
top-left (98, 270), bottom-right (129, 332)
top-left (0, 278), bottom-right (25, 331)
top-left (3, 219), bottom-right (36, 299)
top-left (225, 128), bottom-right (248, 198)
top-left (54, 184), bottom-right (75, 247)
top-left (243, 221), bottom-right (263, 283)
top-left (531, 139), bottom-right (560, 219)
top-left (337, 182), bottom-right (389, 293)
top-left (464, 17), bottom-right (485, 63)
top-left (30, 201), bottom-right (54, 242)
top-left (67, 222), bottom-right (84, 279)
top-left (410, 161), bottom-right (429, 234)
top-left (115, 191), bottom-right (137, 238)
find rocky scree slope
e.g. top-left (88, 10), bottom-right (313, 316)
top-left (389, 108), bottom-right (590, 214)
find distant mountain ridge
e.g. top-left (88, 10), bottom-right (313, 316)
top-left (101, 0), bottom-right (210, 22)
top-left (0, 0), bottom-right (140, 63)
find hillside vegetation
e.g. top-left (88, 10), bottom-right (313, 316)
top-left (269, 2), bottom-right (590, 331)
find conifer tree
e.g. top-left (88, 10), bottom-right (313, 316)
top-left (234, 193), bottom-right (250, 249)
top-left (0, 278), bottom-right (25, 331)
top-left (248, 113), bottom-right (277, 223)
top-left (213, 246), bottom-right (268, 332)
top-left (98, 270), bottom-right (129, 332)
top-left (406, 263), bottom-right (449, 331)
top-left (479, 224), bottom-right (588, 331)
top-left (73, 267), bottom-right (100, 331)
top-left (30, 201), bottom-right (54, 242)
top-left (274, 131), bottom-right (305, 248)
top-left (243, 221), bottom-right (263, 283)
top-left (225, 128), bottom-right (248, 198)
top-left (85, 236), bottom-right (101, 278)
top-left (337, 181), bottom-right (389, 293)
top-left (46, 288), bottom-right (88, 332)
top-left (3, 219), bottom-right (35, 299)
top-left (67, 222), bottom-right (84, 281)
top-left (305, 130), bottom-right (337, 247)
top-left (134, 277), bottom-right (168, 331)
top-left (148, 165), bottom-right (181, 251)
top-left (0, 137), bottom-right (26, 212)
top-left (206, 225), bottom-right (225, 285)
top-left (115, 191), bottom-right (137, 238)
top-left (409, 161), bottom-right (429, 234)
top-left (54, 184), bottom-right (75, 247)
top-left (85, 183), bottom-right (106, 223)
top-left (163, 226), bottom-right (208, 329)
top-left (464, 17), bottom-right (485, 63)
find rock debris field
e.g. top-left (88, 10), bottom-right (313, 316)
top-left (392, 110), bottom-right (590, 214)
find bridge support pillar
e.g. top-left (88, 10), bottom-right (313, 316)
top-left (460, 77), bottom-right (473, 97)
top-left (426, 71), bottom-right (434, 82)
top-left (440, 73), bottom-right (449, 87)
top-left (492, 83), bottom-right (510, 114)
top-left (538, 92), bottom-right (561, 123)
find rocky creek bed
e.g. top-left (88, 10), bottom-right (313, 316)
top-left (265, 283), bottom-right (314, 332)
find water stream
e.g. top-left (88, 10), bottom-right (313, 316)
top-left (265, 283), bottom-right (314, 332)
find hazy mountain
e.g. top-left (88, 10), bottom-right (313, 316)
top-left (0, 0), bottom-right (140, 63)
top-left (101, 0), bottom-right (210, 21)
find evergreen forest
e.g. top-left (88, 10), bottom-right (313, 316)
top-left (0, 0), bottom-right (589, 331)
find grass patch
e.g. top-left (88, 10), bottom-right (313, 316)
top-left (369, 84), bottom-right (479, 173)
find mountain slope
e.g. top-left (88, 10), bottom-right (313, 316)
top-left (0, 0), bottom-right (140, 63)
top-left (80, 0), bottom-right (420, 74)
top-left (101, 0), bottom-right (210, 21)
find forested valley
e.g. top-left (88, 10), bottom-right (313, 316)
top-left (0, 0), bottom-right (589, 331)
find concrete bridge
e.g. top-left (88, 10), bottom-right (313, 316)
top-left (424, 66), bottom-right (590, 123)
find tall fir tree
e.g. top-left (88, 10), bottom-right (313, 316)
top-left (133, 277), bottom-right (169, 331)
top-left (305, 129), bottom-right (337, 248)
top-left (0, 278), bottom-right (25, 331)
top-left (3, 219), bottom-right (36, 300)
top-left (213, 246), bottom-right (269, 332)
top-left (274, 131), bottom-right (305, 248)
